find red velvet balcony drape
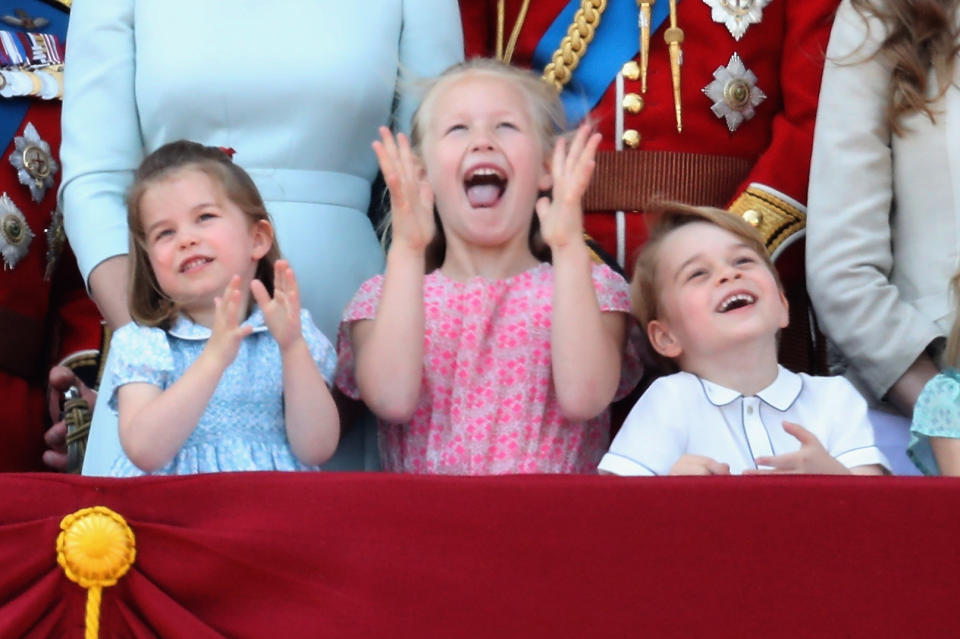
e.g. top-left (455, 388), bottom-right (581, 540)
top-left (0, 473), bottom-right (957, 638)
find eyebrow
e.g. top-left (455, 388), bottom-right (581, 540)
top-left (144, 202), bottom-right (218, 237)
top-left (671, 241), bottom-right (755, 281)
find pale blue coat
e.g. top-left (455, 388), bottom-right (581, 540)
top-left (59, 0), bottom-right (464, 474)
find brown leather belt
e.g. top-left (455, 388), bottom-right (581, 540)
top-left (583, 150), bottom-right (754, 212)
top-left (0, 307), bottom-right (45, 381)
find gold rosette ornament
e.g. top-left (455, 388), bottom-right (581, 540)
top-left (56, 506), bottom-right (136, 639)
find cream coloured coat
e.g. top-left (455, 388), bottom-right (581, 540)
top-left (807, 0), bottom-right (960, 402)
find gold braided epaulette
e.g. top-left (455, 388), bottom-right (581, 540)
top-left (728, 185), bottom-right (806, 258)
top-left (542, 0), bottom-right (608, 91)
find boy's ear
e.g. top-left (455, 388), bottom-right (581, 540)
top-left (250, 220), bottom-right (273, 261)
top-left (776, 288), bottom-right (790, 330)
top-left (647, 319), bottom-right (683, 359)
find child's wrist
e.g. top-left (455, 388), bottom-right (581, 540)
top-left (549, 237), bottom-right (590, 262)
top-left (387, 241), bottom-right (427, 269)
top-left (279, 335), bottom-right (309, 357)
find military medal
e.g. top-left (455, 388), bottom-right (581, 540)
top-left (701, 0), bottom-right (771, 40)
top-left (702, 52), bottom-right (766, 132)
top-left (0, 192), bottom-right (34, 269)
top-left (9, 122), bottom-right (59, 202)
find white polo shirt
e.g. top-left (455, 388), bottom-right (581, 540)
top-left (598, 366), bottom-right (891, 476)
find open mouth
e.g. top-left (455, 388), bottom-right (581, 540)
top-left (716, 292), bottom-right (756, 313)
top-left (180, 256), bottom-right (213, 273)
top-left (463, 166), bottom-right (507, 208)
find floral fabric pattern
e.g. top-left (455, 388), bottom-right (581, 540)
top-left (337, 263), bottom-right (642, 474)
top-left (908, 369), bottom-right (960, 475)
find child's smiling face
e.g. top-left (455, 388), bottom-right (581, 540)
top-left (140, 169), bottom-right (271, 321)
top-left (647, 221), bottom-right (788, 363)
top-left (418, 71), bottom-right (553, 254)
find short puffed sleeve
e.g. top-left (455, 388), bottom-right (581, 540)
top-left (590, 263), bottom-right (644, 400)
top-left (908, 370), bottom-right (960, 475)
top-left (107, 323), bottom-right (175, 412)
top-left (334, 275), bottom-right (385, 399)
top-left (300, 309), bottom-right (337, 386)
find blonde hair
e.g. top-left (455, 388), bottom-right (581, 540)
top-left (631, 203), bottom-right (781, 366)
top-left (851, 0), bottom-right (960, 135)
top-left (126, 140), bottom-right (280, 329)
top-left (400, 58), bottom-right (568, 271)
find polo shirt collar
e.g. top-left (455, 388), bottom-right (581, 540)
top-left (168, 308), bottom-right (269, 340)
top-left (698, 365), bottom-right (802, 411)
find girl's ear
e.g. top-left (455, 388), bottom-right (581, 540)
top-left (250, 219), bottom-right (273, 261)
top-left (647, 319), bottom-right (683, 359)
top-left (538, 150), bottom-right (553, 192)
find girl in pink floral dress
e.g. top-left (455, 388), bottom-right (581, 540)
top-left (337, 60), bottom-right (642, 474)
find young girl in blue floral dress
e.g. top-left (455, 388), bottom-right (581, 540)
top-left (910, 271), bottom-right (960, 476)
top-left (107, 141), bottom-right (339, 476)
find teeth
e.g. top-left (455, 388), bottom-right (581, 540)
top-left (181, 257), bottom-right (211, 272)
top-left (718, 293), bottom-right (756, 312)
top-left (465, 166), bottom-right (506, 180)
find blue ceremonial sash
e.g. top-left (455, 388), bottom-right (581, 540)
top-left (531, 0), bottom-right (673, 125)
top-left (0, 1), bottom-right (68, 149)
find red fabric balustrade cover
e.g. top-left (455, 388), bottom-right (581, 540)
top-left (0, 473), bottom-right (957, 638)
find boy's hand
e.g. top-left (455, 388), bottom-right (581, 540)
top-left (536, 125), bottom-right (601, 251)
top-left (669, 454), bottom-right (731, 476)
top-left (746, 422), bottom-right (850, 475)
top-left (372, 126), bottom-right (435, 253)
top-left (252, 260), bottom-right (303, 352)
top-left (206, 275), bottom-right (253, 367)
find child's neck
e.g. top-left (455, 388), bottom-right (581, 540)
top-left (680, 337), bottom-right (781, 396)
top-left (183, 296), bottom-right (253, 330)
top-left (440, 240), bottom-right (539, 281)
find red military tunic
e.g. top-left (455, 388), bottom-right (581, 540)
top-left (461, 0), bottom-right (836, 265)
top-left (0, 1), bottom-right (101, 471)
top-left (461, 0), bottom-right (837, 370)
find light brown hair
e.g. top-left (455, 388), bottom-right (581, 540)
top-left (631, 203), bottom-right (781, 366)
top-left (400, 58), bottom-right (568, 271)
top-left (126, 140), bottom-right (280, 329)
top-left (851, 0), bottom-right (960, 135)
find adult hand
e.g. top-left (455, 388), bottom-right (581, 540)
top-left (44, 365), bottom-right (97, 471)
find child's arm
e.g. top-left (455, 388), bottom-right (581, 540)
top-left (118, 276), bottom-right (252, 472)
top-left (351, 127), bottom-right (435, 423)
top-left (748, 422), bottom-right (886, 475)
top-left (252, 260), bottom-right (339, 466)
top-left (538, 126), bottom-right (626, 421)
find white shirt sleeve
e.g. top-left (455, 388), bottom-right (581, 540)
top-left (821, 376), bottom-right (892, 471)
top-left (598, 375), bottom-right (688, 476)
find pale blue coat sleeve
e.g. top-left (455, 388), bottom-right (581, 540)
top-left (394, 0), bottom-right (465, 133)
top-left (59, 0), bottom-right (142, 285)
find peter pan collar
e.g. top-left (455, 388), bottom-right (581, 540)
top-left (167, 308), bottom-right (269, 340)
top-left (698, 365), bottom-right (802, 411)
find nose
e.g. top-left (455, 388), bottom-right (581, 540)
top-left (717, 267), bottom-right (741, 285)
top-left (177, 230), bottom-right (199, 249)
top-left (469, 129), bottom-right (496, 152)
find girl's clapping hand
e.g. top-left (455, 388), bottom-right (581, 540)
top-left (207, 275), bottom-right (254, 367)
top-left (251, 260), bottom-right (303, 353)
top-left (372, 126), bottom-right (435, 252)
top-left (536, 124), bottom-right (601, 251)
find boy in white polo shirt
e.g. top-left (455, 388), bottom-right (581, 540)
top-left (599, 204), bottom-right (890, 476)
